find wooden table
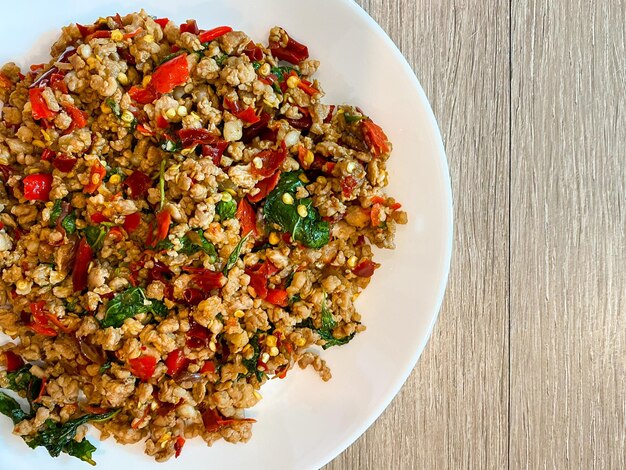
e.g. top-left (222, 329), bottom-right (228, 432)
top-left (327, 1), bottom-right (626, 468)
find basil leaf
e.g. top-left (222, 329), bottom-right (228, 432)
top-left (65, 439), bottom-right (97, 466)
top-left (98, 362), bottom-right (112, 374)
top-left (160, 139), bottom-right (181, 153)
top-left (153, 238), bottom-right (174, 252)
top-left (49, 199), bottom-right (63, 226)
top-left (0, 391), bottom-right (29, 424)
top-left (223, 234), bottom-right (248, 274)
top-left (263, 171), bottom-right (329, 249)
top-left (101, 287), bottom-right (168, 328)
top-left (83, 225), bottom-right (107, 251)
top-left (242, 335), bottom-right (264, 381)
top-left (105, 98), bottom-right (121, 118)
top-left (179, 230), bottom-right (217, 261)
top-left (216, 198), bottom-right (237, 221)
top-left (6, 366), bottom-right (41, 405)
top-left (215, 54), bottom-right (228, 67)
top-left (60, 211), bottom-right (76, 235)
top-left (270, 65), bottom-right (300, 82)
top-left (295, 294), bottom-right (355, 349)
top-left (344, 113), bottom-right (363, 123)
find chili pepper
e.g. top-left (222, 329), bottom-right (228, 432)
top-left (29, 322), bottom-right (57, 337)
top-left (174, 436), bottom-right (185, 458)
top-left (4, 351), bottom-right (24, 372)
top-left (154, 18), bottom-right (170, 29)
top-left (33, 376), bottom-right (48, 403)
top-left (40, 148), bottom-right (55, 161)
top-left (265, 288), bottom-right (288, 307)
top-left (30, 63), bottom-right (45, 72)
top-left (245, 261), bottom-right (280, 300)
top-left (86, 30), bottom-right (113, 41)
top-left (29, 301), bottom-right (57, 337)
top-left (341, 175), bottom-right (358, 198)
top-left (186, 320), bottom-right (211, 349)
top-left (108, 226), bottom-right (125, 242)
top-left (29, 87), bottom-right (57, 120)
top-left (201, 141), bottom-right (229, 166)
top-left (183, 266), bottom-right (226, 291)
top-left (76, 22), bottom-right (102, 38)
top-left (84, 162), bottom-right (106, 193)
top-left (324, 105), bottom-right (336, 123)
top-left (182, 288), bottom-right (204, 305)
top-left (249, 144), bottom-right (287, 178)
top-left (269, 30), bottom-right (309, 64)
top-left (243, 40), bottom-right (264, 61)
top-left (198, 26), bottom-right (233, 43)
top-left (248, 171), bottom-right (280, 203)
top-left (123, 27), bottom-right (143, 39)
top-left (224, 97), bottom-right (260, 124)
top-left (156, 114), bottom-right (169, 129)
top-left (165, 349), bottom-right (189, 376)
top-left (362, 118), bottom-right (390, 156)
top-left (117, 46), bottom-right (136, 65)
top-left (297, 78), bottom-right (318, 96)
top-left (136, 123), bottom-right (155, 136)
top-left (284, 114), bottom-right (312, 130)
top-left (63, 104), bottom-right (88, 133)
top-left (241, 112), bottom-right (271, 143)
top-left (179, 19), bottom-right (199, 35)
top-left (123, 212), bottom-right (141, 233)
top-left (123, 170), bottom-right (152, 198)
top-left (90, 212), bottom-right (110, 223)
top-left (178, 128), bottom-right (220, 148)
top-left (154, 209), bottom-right (171, 243)
top-left (202, 408), bottom-right (256, 433)
top-left (236, 198), bottom-right (257, 236)
top-left (23, 173), bottom-right (53, 201)
top-left (151, 53), bottom-right (189, 94)
top-left (52, 154), bottom-right (77, 173)
top-left (370, 203), bottom-right (384, 227)
top-left (0, 72), bottom-right (13, 88)
top-left (44, 313), bottom-right (73, 334)
top-left (128, 85), bottom-right (159, 104)
top-left (72, 237), bottom-right (93, 292)
top-left (49, 73), bottom-right (68, 94)
top-left (352, 259), bottom-right (380, 278)
top-left (128, 355), bottom-right (157, 381)
top-left (200, 360), bottom-right (216, 373)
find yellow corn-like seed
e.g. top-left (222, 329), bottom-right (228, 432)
top-left (32, 139), bottom-right (45, 148)
top-left (97, 17), bottom-right (108, 24)
top-left (234, 309), bottom-right (245, 318)
top-left (221, 191), bottom-right (233, 202)
top-left (165, 108), bottom-right (176, 119)
top-left (265, 335), bottom-right (277, 347)
top-left (299, 173), bottom-right (309, 183)
top-left (286, 75), bottom-right (300, 89)
top-left (268, 232), bottom-right (280, 245)
top-left (110, 30), bottom-right (124, 41)
top-left (109, 174), bottom-right (121, 184)
top-left (16, 280), bottom-right (30, 291)
top-left (253, 391), bottom-right (262, 400)
top-left (143, 34), bottom-right (154, 43)
top-left (121, 110), bottom-right (134, 123)
top-left (304, 150), bottom-right (314, 166)
top-left (297, 204), bottom-right (308, 218)
top-left (269, 346), bottom-right (279, 357)
top-left (209, 341), bottom-right (216, 352)
top-left (142, 75), bottom-right (152, 87)
top-left (347, 256), bottom-right (358, 268)
top-left (116, 72), bottom-right (129, 85)
top-left (346, 161), bottom-right (356, 173)
top-left (180, 148), bottom-right (193, 156)
top-left (100, 102), bottom-right (111, 113)
top-left (86, 57), bottom-right (97, 69)
top-left (261, 352), bottom-right (270, 363)
top-left (281, 193), bottom-right (294, 205)
top-left (177, 105), bottom-right (188, 117)
top-left (41, 129), bottom-right (51, 143)
top-left (317, 176), bottom-right (327, 185)
top-left (91, 173), bottom-right (101, 185)
top-left (295, 337), bottom-right (307, 347)
top-left (243, 344), bottom-right (253, 356)
top-left (259, 63), bottom-right (271, 76)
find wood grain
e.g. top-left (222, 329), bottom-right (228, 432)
top-left (510, 1), bottom-right (626, 469)
top-left (327, 1), bottom-right (511, 469)
top-left (325, 0), bottom-right (626, 469)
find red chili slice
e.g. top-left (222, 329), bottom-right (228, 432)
top-left (178, 128), bottom-right (220, 148)
top-left (362, 118), bottom-right (391, 156)
top-left (241, 112), bottom-right (271, 143)
top-left (128, 355), bottom-right (157, 381)
top-left (29, 87), bottom-right (56, 120)
top-left (341, 176), bottom-right (358, 198)
top-left (198, 26), bottom-right (233, 43)
top-left (123, 170), bottom-right (152, 198)
top-left (90, 212), bottom-right (110, 223)
top-left (63, 104), bottom-right (88, 131)
top-left (249, 144), bottom-right (287, 178)
top-left (243, 40), bottom-right (264, 61)
top-left (123, 212), bottom-right (141, 233)
top-left (186, 320), bottom-right (211, 349)
top-left (128, 85), bottom-right (159, 104)
top-left (52, 154), bottom-right (77, 173)
top-left (269, 31), bottom-right (309, 64)
top-left (182, 288), bottom-right (205, 305)
top-left (200, 360), bottom-right (216, 373)
top-left (49, 73), bottom-right (68, 94)
top-left (84, 162), bottom-right (106, 194)
top-left (72, 237), bottom-right (93, 292)
top-left (202, 408), bottom-right (256, 433)
top-left (4, 351), bottom-right (24, 372)
top-left (352, 259), bottom-right (380, 278)
top-left (165, 349), bottom-right (189, 376)
top-left (201, 141), bottom-right (229, 166)
top-left (174, 436), bottom-right (185, 458)
top-left (236, 198), bottom-right (257, 236)
top-left (151, 54), bottom-right (189, 94)
top-left (265, 288), bottom-right (288, 307)
top-left (182, 267), bottom-right (225, 291)
top-left (23, 173), bottom-right (53, 201)
top-left (179, 19), bottom-right (199, 35)
top-left (248, 171), bottom-right (280, 203)
top-left (154, 18), bottom-right (170, 29)
top-left (155, 210), bottom-right (171, 242)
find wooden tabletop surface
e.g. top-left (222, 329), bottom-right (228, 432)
top-left (326, 1), bottom-right (625, 468)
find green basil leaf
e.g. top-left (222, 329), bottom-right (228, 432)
top-left (49, 199), bottom-right (63, 226)
top-left (65, 438), bottom-right (97, 466)
top-left (223, 234), bottom-right (248, 274)
top-left (60, 211), bottom-right (76, 235)
top-left (216, 198), bottom-right (237, 221)
top-left (0, 391), bottom-right (29, 424)
top-left (83, 225), bottom-right (107, 251)
top-left (101, 287), bottom-right (168, 328)
top-left (105, 98), bottom-right (121, 118)
top-left (179, 230), bottom-right (217, 261)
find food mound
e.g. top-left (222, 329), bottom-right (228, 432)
top-left (0, 10), bottom-right (406, 464)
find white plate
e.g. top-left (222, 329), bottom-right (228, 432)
top-left (0, 1), bottom-right (452, 469)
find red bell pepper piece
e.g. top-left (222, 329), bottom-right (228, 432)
top-left (250, 144), bottom-right (287, 178)
top-left (64, 104), bottom-right (88, 131)
top-left (248, 171), bottom-right (280, 203)
top-left (72, 237), bottom-right (93, 292)
top-left (123, 170), bottom-right (152, 198)
top-left (84, 162), bottom-right (106, 194)
top-left (352, 259), bottom-right (380, 278)
top-left (362, 119), bottom-right (391, 156)
top-left (165, 349), bottom-right (189, 376)
top-left (174, 436), bottom-right (185, 458)
top-left (123, 212), bottom-right (141, 233)
top-left (183, 266), bottom-right (226, 291)
top-left (4, 351), bottom-right (24, 372)
top-left (52, 154), bottom-right (77, 173)
top-left (265, 288), bottom-right (288, 307)
top-left (128, 85), bottom-right (159, 104)
top-left (154, 18), bottom-right (170, 29)
top-left (198, 26), bottom-right (233, 43)
top-left (128, 355), bottom-right (157, 381)
top-left (29, 88), bottom-right (57, 120)
top-left (155, 210), bottom-right (171, 242)
top-left (201, 141), bottom-right (229, 166)
top-left (200, 360), bottom-right (216, 373)
top-left (90, 212), bottom-right (110, 223)
top-left (151, 54), bottom-right (189, 94)
top-left (23, 173), bottom-right (53, 201)
top-left (236, 198), bottom-right (257, 236)
top-left (179, 20), bottom-right (199, 35)
top-left (243, 41), bottom-right (264, 61)
top-left (178, 128), bottom-right (220, 148)
top-left (269, 30), bottom-right (309, 64)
